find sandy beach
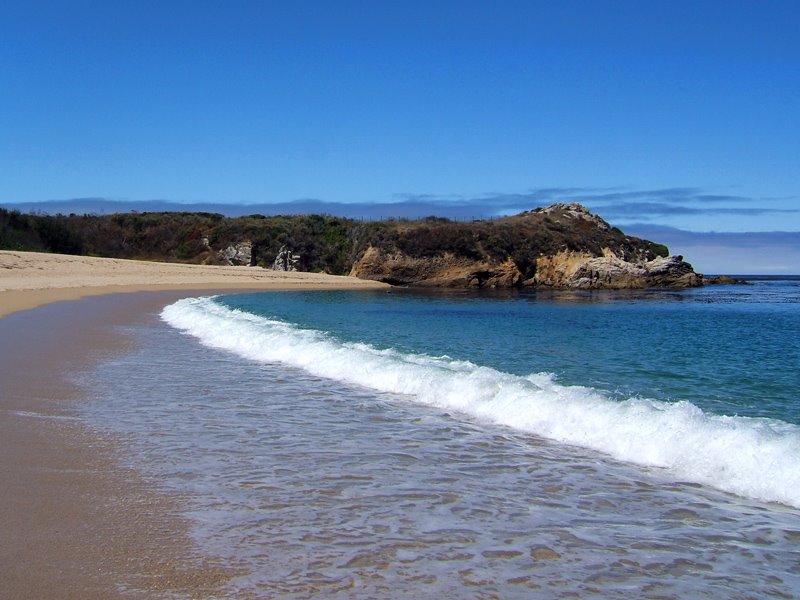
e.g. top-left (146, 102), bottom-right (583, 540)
top-left (0, 250), bottom-right (387, 317)
top-left (0, 251), bottom-right (387, 598)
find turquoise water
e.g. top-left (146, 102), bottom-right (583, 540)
top-left (220, 279), bottom-right (800, 424)
top-left (80, 279), bottom-right (800, 598)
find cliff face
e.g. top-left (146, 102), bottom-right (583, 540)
top-left (349, 247), bottom-right (524, 288)
top-left (350, 203), bottom-right (702, 289)
top-left (350, 247), bottom-right (701, 289)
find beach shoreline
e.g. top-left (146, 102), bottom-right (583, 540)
top-left (0, 250), bottom-right (388, 317)
top-left (0, 251), bottom-right (387, 598)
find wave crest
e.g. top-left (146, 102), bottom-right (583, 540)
top-left (162, 296), bottom-right (800, 508)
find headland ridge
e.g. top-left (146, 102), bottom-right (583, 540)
top-left (2, 202), bottom-right (712, 290)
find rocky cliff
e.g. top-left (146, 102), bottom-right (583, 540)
top-left (350, 203), bottom-right (702, 289)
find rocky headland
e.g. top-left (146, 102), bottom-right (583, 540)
top-left (1, 202), bottom-right (706, 290)
top-left (349, 204), bottom-right (702, 289)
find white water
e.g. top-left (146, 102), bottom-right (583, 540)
top-left (162, 296), bottom-right (800, 509)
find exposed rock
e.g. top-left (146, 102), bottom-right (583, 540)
top-left (703, 275), bottom-right (749, 285)
top-left (352, 245), bottom-right (700, 290)
top-left (218, 241), bottom-right (253, 266)
top-left (272, 245), bottom-right (299, 271)
top-left (350, 247), bottom-right (471, 286)
top-left (536, 252), bottom-right (702, 289)
top-left (527, 202), bottom-right (612, 232)
top-left (351, 203), bottom-right (703, 289)
top-left (349, 247), bottom-right (525, 288)
top-left (640, 255), bottom-right (703, 288)
top-left (475, 257), bottom-right (524, 288)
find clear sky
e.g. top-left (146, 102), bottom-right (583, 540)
top-left (1, 1), bottom-right (798, 272)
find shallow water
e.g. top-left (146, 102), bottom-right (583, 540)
top-left (218, 281), bottom-right (800, 423)
top-left (160, 285), bottom-right (800, 508)
top-left (81, 286), bottom-right (800, 597)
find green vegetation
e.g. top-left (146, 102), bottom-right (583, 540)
top-left (0, 204), bottom-right (669, 277)
top-left (0, 209), bottom-right (84, 254)
top-left (648, 242), bottom-right (670, 258)
top-left (1, 207), bottom-right (378, 272)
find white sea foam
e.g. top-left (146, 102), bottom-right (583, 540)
top-left (162, 296), bottom-right (800, 508)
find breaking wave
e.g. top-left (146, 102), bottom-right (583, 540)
top-left (162, 296), bottom-right (800, 508)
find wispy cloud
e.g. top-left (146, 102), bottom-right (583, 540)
top-left (570, 187), bottom-right (754, 204)
top-left (623, 225), bottom-right (800, 248)
top-left (588, 202), bottom-right (798, 220)
top-left (2, 187), bottom-right (797, 223)
top-left (389, 186), bottom-right (797, 221)
top-left (1, 197), bottom-right (500, 220)
top-left (622, 224), bottom-right (800, 274)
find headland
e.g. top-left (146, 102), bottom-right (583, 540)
top-left (2, 203), bottom-right (705, 291)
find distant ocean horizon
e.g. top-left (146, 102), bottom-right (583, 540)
top-left (707, 274), bottom-right (800, 279)
top-left (81, 277), bottom-right (800, 597)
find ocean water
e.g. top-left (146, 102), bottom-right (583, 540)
top-left (82, 279), bottom-right (800, 598)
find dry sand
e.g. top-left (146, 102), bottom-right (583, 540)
top-left (0, 249), bottom-right (388, 317)
top-left (0, 251), bottom-right (387, 598)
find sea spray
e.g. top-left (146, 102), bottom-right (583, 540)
top-left (162, 296), bottom-right (800, 508)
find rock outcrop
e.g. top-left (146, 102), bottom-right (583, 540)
top-left (703, 275), bottom-right (748, 285)
top-left (350, 247), bottom-right (699, 289)
top-left (350, 247), bottom-right (521, 288)
top-left (218, 241), bottom-right (253, 266)
top-left (532, 251), bottom-right (701, 289)
top-left (349, 247), bottom-right (523, 288)
top-left (526, 202), bottom-right (613, 232)
top-left (272, 246), bottom-right (300, 271)
top-left (350, 203), bottom-right (703, 289)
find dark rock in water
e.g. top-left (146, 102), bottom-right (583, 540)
top-left (703, 275), bottom-right (749, 285)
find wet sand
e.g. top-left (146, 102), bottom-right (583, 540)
top-left (0, 251), bottom-right (387, 598)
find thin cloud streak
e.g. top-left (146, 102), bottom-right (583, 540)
top-left (591, 202), bottom-right (799, 220)
top-left (623, 225), bottom-right (800, 275)
top-left (392, 187), bottom-right (796, 221)
top-left (2, 186), bottom-right (797, 223)
top-left (623, 225), bottom-right (800, 248)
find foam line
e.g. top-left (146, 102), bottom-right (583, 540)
top-left (162, 296), bottom-right (800, 508)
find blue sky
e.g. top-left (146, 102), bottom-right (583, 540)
top-left (1, 1), bottom-right (798, 273)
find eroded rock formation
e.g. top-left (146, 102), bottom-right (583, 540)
top-left (350, 204), bottom-right (703, 289)
top-left (218, 241), bottom-right (253, 266)
top-left (272, 246), bottom-right (299, 271)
